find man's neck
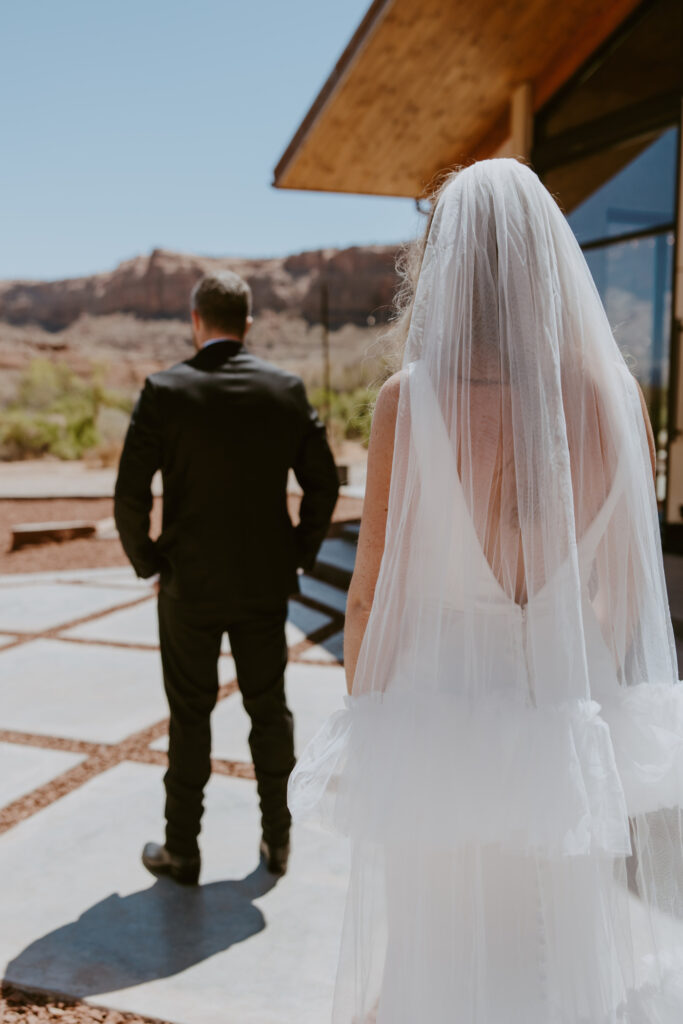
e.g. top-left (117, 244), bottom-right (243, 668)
top-left (198, 334), bottom-right (243, 350)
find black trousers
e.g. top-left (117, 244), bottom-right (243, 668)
top-left (157, 591), bottom-right (294, 858)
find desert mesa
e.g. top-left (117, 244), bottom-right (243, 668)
top-left (0, 245), bottom-right (400, 398)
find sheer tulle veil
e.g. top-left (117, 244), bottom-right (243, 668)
top-left (290, 159), bottom-right (683, 1022)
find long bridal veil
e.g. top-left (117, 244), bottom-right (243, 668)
top-left (290, 159), bottom-right (683, 1022)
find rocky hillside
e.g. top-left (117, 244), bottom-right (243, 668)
top-left (0, 246), bottom-right (401, 396)
top-left (0, 245), bottom-right (399, 332)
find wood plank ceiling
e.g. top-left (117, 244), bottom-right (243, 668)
top-left (274, 0), bottom-right (645, 198)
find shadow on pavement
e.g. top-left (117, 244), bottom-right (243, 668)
top-left (4, 862), bottom-right (277, 997)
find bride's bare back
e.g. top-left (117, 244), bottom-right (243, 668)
top-left (346, 366), bottom-right (656, 689)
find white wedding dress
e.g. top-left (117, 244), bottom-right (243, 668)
top-left (289, 160), bottom-right (683, 1022)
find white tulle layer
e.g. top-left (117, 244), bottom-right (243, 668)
top-left (289, 682), bottom-right (683, 856)
top-left (602, 684), bottom-right (683, 816)
top-left (621, 958), bottom-right (683, 1024)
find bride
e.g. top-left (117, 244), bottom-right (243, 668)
top-left (289, 159), bottom-right (683, 1022)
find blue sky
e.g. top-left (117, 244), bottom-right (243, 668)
top-left (1, 0), bottom-right (419, 281)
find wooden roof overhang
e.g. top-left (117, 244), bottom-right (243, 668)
top-left (273, 0), bottom-right (645, 198)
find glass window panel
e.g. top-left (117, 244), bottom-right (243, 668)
top-left (584, 232), bottom-right (675, 500)
top-left (567, 129), bottom-right (678, 245)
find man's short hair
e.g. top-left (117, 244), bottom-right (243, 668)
top-left (190, 271), bottom-right (252, 338)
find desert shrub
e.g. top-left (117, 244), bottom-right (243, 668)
top-left (0, 359), bottom-right (133, 460)
top-left (0, 410), bottom-right (63, 460)
top-left (310, 386), bottom-right (378, 449)
top-left (87, 405), bottom-right (132, 466)
top-left (17, 359), bottom-right (78, 410)
top-left (343, 387), bottom-right (377, 445)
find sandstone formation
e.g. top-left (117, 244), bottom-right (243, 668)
top-left (0, 245), bottom-right (400, 332)
top-left (0, 245), bottom-right (404, 398)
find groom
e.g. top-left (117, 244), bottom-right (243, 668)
top-left (114, 270), bottom-right (339, 884)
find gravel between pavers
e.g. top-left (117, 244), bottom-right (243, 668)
top-left (0, 984), bottom-right (173, 1024)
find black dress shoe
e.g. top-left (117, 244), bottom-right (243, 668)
top-left (142, 842), bottom-right (201, 885)
top-left (259, 838), bottom-right (290, 876)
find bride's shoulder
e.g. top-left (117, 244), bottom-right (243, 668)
top-left (374, 370), bottom-right (404, 423)
top-left (369, 371), bottom-right (405, 449)
top-left (377, 368), bottom-right (407, 405)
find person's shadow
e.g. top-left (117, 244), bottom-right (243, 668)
top-left (4, 862), bottom-right (277, 997)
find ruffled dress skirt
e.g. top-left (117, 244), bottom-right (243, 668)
top-left (289, 622), bottom-right (683, 1022)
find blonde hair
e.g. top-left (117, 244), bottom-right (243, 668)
top-left (383, 168), bottom-right (463, 373)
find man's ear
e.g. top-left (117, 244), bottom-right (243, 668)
top-left (191, 309), bottom-right (201, 332)
top-left (242, 315), bottom-right (254, 340)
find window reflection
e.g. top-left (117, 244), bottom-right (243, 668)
top-left (559, 127), bottom-right (679, 506)
top-left (568, 129), bottom-right (677, 245)
top-left (583, 234), bottom-right (674, 502)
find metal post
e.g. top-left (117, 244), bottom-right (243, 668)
top-left (510, 82), bottom-right (534, 162)
top-left (320, 277), bottom-right (331, 427)
top-left (665, 105), bottom-right (683, 528)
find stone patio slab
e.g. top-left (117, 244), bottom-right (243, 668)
top-left (300, 630), bottom-right (345, 664)
top-left (0, 583), bottom-right (146, 633)
top-left (0, 639), bottom-right (234, 744)
top-left (60, 599), bottom-right (331, 653)
top-left (0, 566), bottom-right (150, 590)
top-left (0, 462), bottom-right (161, 499)
top-left (61, 567), bottom-right (155, 591)
top-left (152, 662), bottom-right (346, 762)
top-left (298, 574), bottom-right (348, 614)
top-left (0, 743), bottom-right (84, 808)
top-left (60, 597), bottom-right (161, 647)
top-left (0, 761), bottom-right (348, 1024)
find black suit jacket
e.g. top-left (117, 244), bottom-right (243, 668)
top-left (114, 340), bottom-right (339, 604)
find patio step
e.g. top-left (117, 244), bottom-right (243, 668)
top-left (340, 521), bottom-right (360, 543)
top-left (313, 535), bottom-right (357, 590)
top-left (10, 520), bottom-right (97, 550)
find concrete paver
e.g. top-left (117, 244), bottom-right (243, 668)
top-left (61, 598), bottom-right (331, 654)
top-left (61, 598), bottom-right (162, 648)
top-left (0, 460), bottom-right (363, 503)
top-left (0, 584), bottom-right (148, 634)
top-left (0, 639), bottom-right (234, 743)
top-left (0, 761), bottom-right (348, 1024)
top-left (0, 539), bottom-right (353, 1023)
top-left (0, 566), bottom-right (149, 590)
top-left (0, 743), bottom-right (84, 807)
top-left (62, 567), bottom-right (154, 590)
top-left (0, 566), bottom-right (349, 1023)
top-left (0, 463), bottom-right (160, 499)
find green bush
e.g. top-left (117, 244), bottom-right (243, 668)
top-left (0, 410), bottom-right (63, 460)
top-left (0, 359), bottom-right (133, 461)
top-left (310, 386), bottom-right (378, 448)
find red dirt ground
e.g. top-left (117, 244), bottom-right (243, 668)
top-left (1, 983), bottom-right (173, 1024)
top-left (0, 494), bottom-right (361, 575)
